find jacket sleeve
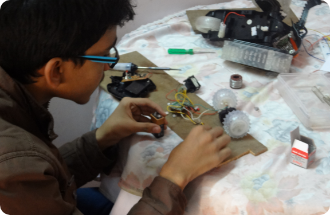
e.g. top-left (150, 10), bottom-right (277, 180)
top-left (59, 129), bottom-right (118, 188)
top-left (0, 155), bottom-right (83, 215)
top-left (128, 176), bottom-right (187, 215)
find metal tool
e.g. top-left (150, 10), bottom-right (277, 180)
top-left (168, 49), bottom-right (216, 55)
top-left (113, 63), bottom-right (180, 72)
top-left (137, 66), bottom-right (180, 70)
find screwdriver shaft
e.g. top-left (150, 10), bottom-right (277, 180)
top-left (138, 67), bottom-right (180, 70)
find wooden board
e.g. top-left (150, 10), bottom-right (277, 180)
top-left (100, 51), bottom-right (267, 166)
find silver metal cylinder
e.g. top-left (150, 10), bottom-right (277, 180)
top-left (230, 74), bottom-right (243, 89)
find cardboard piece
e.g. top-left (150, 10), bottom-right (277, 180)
top-left (187, 1), bottom-right (299, 34)
top-left (290, 127), bottom-right (316, 168)
top-left (100, 51), bottom-right (267, 166)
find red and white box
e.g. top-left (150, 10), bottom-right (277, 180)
top-left (290, 127), bottom-right (316, 169)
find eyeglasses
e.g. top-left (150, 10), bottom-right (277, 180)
top-left (79, 46), bottom-right (120, 68)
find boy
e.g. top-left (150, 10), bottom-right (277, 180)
top-left (0, 0), bottom-right (231, 214)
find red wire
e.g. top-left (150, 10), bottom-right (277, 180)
top-left (224, 12), bottom-right (246, 24)
top-left (166, 89), bottom-right (178, 101)
top-left (146, 72), bottom-right (153, 78)
top-left (187, 107), bottom-right (217, 116)
top-left (305, 39), bottom-right (314, 51)
top-left (309, 34), bottom-right (330, 51)
top-left (166, 90), bottom-right (217, 116)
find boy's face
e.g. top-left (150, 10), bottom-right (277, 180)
top-left (62, 27), bottom-right (117, 104)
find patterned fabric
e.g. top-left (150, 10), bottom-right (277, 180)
top-left (91, 0), bottom-right (330, 214)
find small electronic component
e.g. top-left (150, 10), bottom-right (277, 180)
top-left (121, 72), bottom-right (149, 82)
top-left (273, 34), bottom-right (293, 52)
top-left (166, 86), bottom-right (218, 125)
top-left (230, 74), bottom-right (243, 89)
top-left (107, 73), bottom-right (156, 100)
top-left (169, 101), bottom-right (194, 111)
top-left (183, 76), bottom-right (201, 93)
top-left (150, 112), bottom-right (165, 138)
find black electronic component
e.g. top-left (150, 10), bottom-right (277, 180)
top-left (219, 107), bottom-right (236, 124)
top-left (107, 75), bottom-right (156, 100)
top-left (184, 76), bottom-right (201, 93)
top-left (150, 112), bottom-right (165, 138)
top-left (202, 8), bottom-right (287, 46)
top-left (201, 0), bottom-right (322, 55)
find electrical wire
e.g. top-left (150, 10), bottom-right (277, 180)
top-left (309, 34), bottom-right (330, 50)
top-left (223, 12), bottom-right (246, 24)
top-left (181, 107), bottom-right (210, 125)
top-left (305, 34), bottom-right (330, 52)
top-left (166, 89), bottom-right (178, 101)
top-left (146, 73), bottom-right (153, 78)
top-left (166, 87), bottom-right (217, 125)
top-left (305, 39), bottom-right (314, 50)
top-left (194, 104), bottom-right (219, 112)
top-left (180, 113), bottom-right (197, 124)
top-left (175, 92), bottom-right (195, 107)
top-left (302, 40), bottom-right (325, 62)
top-left (192, 109), bottom-right (211, 121)
top-left (181, 113), bottom-right (196, 124)
top-left (188, 106), bottom-right (218, 116)
top-left (323, 37), bottom-right (330, 51)
top-left (307, 29), bottom-right (330, 40)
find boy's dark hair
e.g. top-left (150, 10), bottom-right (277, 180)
top-left (0, 0), bottom-right (135, 84)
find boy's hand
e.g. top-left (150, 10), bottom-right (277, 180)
top-left (95, 97), bottom-right (168, 150)
top-left (160, 125), bottom-right (231, 190)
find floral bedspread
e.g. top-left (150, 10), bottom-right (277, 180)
top-left (90, 0), bottom-right (330, 214)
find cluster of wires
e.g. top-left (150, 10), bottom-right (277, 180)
top-left (166, 87), bottom-right (220, 125)
top-left (301, 29), bottom-right (330, 62)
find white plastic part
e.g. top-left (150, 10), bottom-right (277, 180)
top-left (223, 110), bottom-right (250, 139)
top-left (276, 0), bottom-right (292, 15)
top-left (251, 26), bottom-right (257, 36)
top-left (247, 19), bottom-right (253, 25)
top-left (195, 16), bottom-right (221, 33)
top-left (261, 26), bottom-right (269, 32)
top-left (217, 22), bottom-right (226, 38)
top-left (221, 40), bottom-right (293, 73)
top-left (213, 89), bottom-right (237, 110)
top-left (113, 63), bottom-right (131, 71)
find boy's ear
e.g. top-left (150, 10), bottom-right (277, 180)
top-left (43, 58), bottom-right (64, 89)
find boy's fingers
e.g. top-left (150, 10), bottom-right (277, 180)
top-left (217, 147), bottom-right (232, 166)
top-left (214, 134), bottom-right (231, 150)
top-left (209, 127), bottom-right (224, 139)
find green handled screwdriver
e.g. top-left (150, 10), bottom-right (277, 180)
top-left (168, 49), bottom-right (216, 55)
